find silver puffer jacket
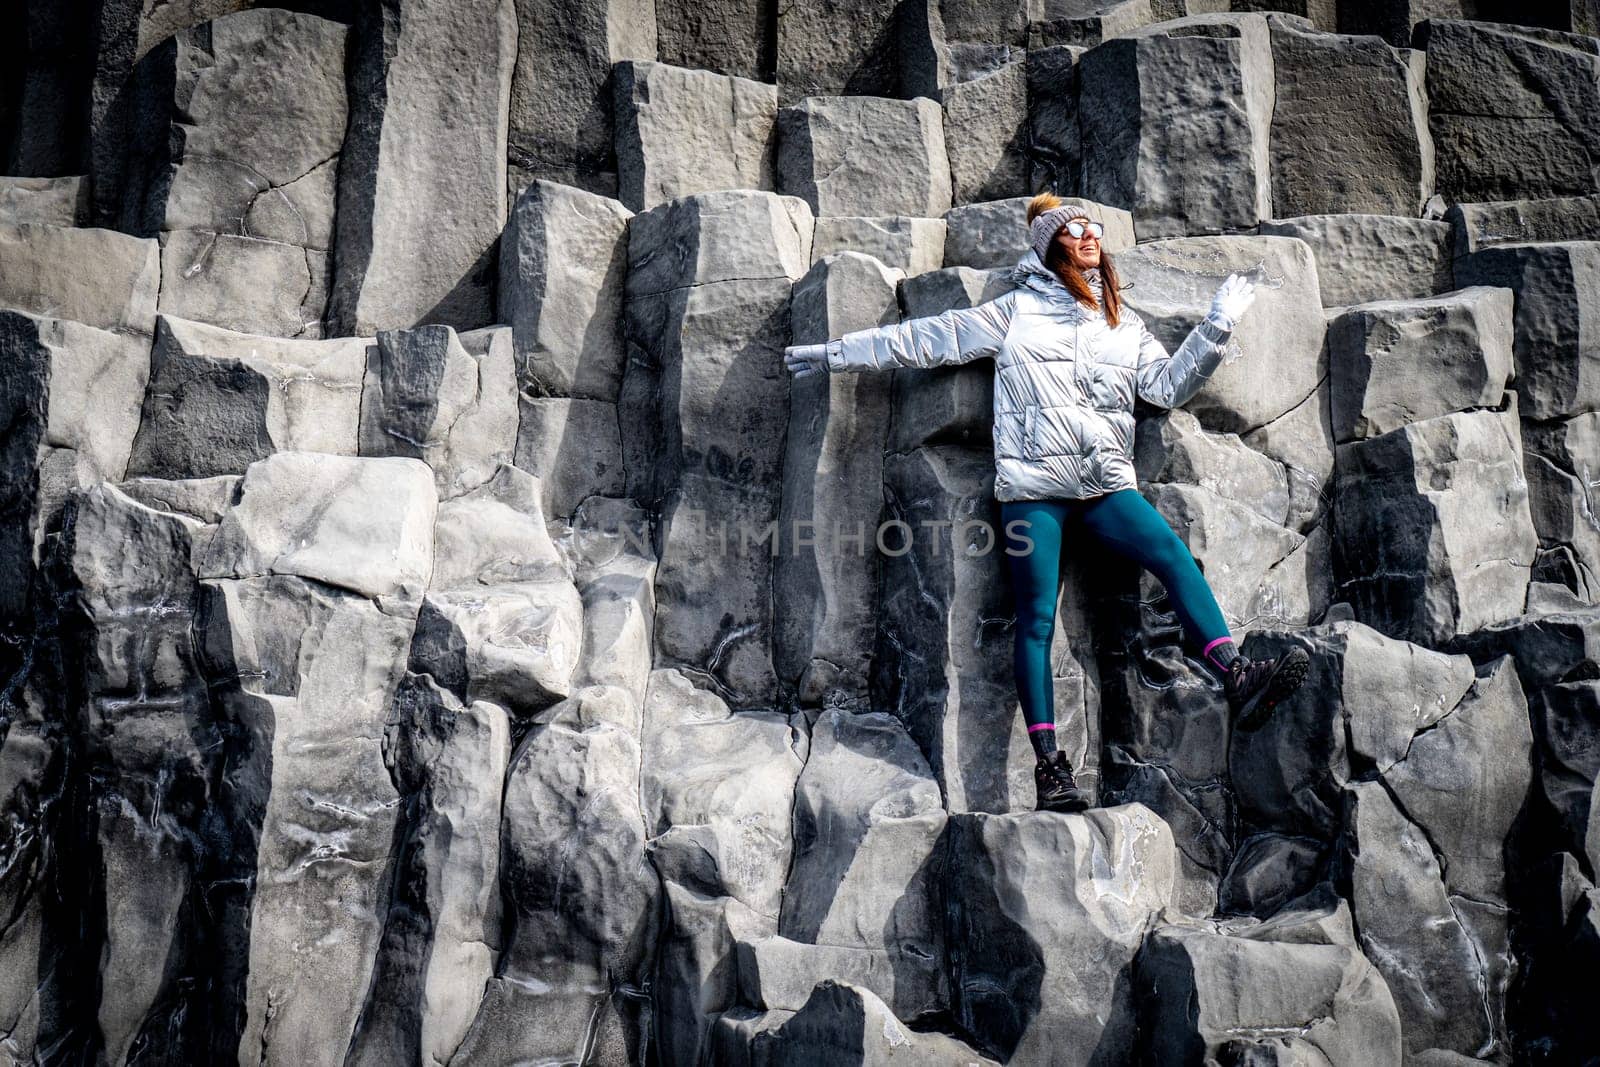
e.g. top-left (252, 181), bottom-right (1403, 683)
top-left (824, 249), bottom-right (1234, 502)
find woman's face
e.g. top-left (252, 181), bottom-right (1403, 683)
top-left (1053, 217), bottom-right (1102, 269)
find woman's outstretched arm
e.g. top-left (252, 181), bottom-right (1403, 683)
top-left (1135, 273), bottom-right (1256, 409)
top-left (821, 293), bottom-right (1017, 374)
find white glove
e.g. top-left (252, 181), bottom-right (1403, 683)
top-left (1208, 273), bottom-right (1257, 330)
top-left (784, 342), bottom-right (830, 378)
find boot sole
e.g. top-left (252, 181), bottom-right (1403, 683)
top-left (1037, 796), bottom-right (1091, 814)
top-left (1234, 648), bottom-right (1310, 732)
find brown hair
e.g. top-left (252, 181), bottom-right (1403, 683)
top-left (1025, 191), bottom-right (1122, 327)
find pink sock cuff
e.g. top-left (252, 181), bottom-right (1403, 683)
top-left (1202, 636), bottom-right (1235, 657)
top-left (1027, 723), bottom-right (1056, 734)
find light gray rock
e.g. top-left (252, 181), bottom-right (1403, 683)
top-left (1241, 375), bottom-right (1337, 534)
top-left (505, 0), bottom-right (654, 199)
top-left (888, 266), bottom-right (1008, 454)
top-left (1118, 235), bottom-right (1326, 435)
top-left (1230, 621), bottom-right (1475, 837)
top-left (359, 323), bottom-right (517, 499)
top-left (0, 310), bottom-right (151, 618)
top-left (428, 463), bottom-right (568, 590)
top-left (1333, 405), bottom-right (1536, 644)
top-left (946, 804), bottom-right (1178, 1064)
top-left (1422, 19), bottom-right (1600, 202)
top-left (943, 195), bottom-right (1134, 270)
top-left (778, 95), bottom-right (953, 218)
top-left (197, 452), bottom-right (438, 604)
top-left (0, 221), bottom-right (160, 335)
top-left (1454, 241), bottom-right (1600, 420)
top-left (1135, 911), bottom-right (1402, 1065)
top-left (1144, 482), bottom-right (1329, 630)
top-left (117, 474), bottom-right (240, 525)
top-left (1339, 780), bottom-right (1502, 1060)
top-left (0, 175), bottom-right (87, 226)
top-left (776, 252), bottom-right (900, 708)
top-left (348, 674), bottom-right (509, 1067)
top-left (1260, 214), bottom-right (1455, 307)
top-left (811, 216), bottom-right (946, 275)
top-left (1135, 408), bottom-right (1292, 527)
top-left (778, 710), bottom-right (948, 1019)
top-left (127, 316), bottom-right (368, 480)
top-left (200, 571), bottom-right (420, 1067)
top-left (1446, 193), bottom-right (1600, 258)
top-left (1327, 286), bottom-right (1515, 443)
top-left (514, 396), bottom-right (626, 523)
top-left (738, 981), bottom-right (1000, 1066)
top-left (1267, 14), bottom-right (1432, 217)
top-left (499, 179), bottom-right (632, 402)
top-left (1025, 43), bottom-right (1082, 194)
top-left (621, 192), bottom-right (814, 707)
top-left (940, 59), bottom-right (1029, 206)
top-left (1080, 13), bottom-right (1274, 238)
top-left (451, 685), bottom-right (656, 1066)
top-left (613, 60), bottom-right (778, 213)
top-left (1027, 0), bottom-right (1157, 47)
top-left (137, 9), bottom-right (348, 339)
top-left (573, 552), bottom-right (657, 707)
top-left (328, 0), bottom-right (516, 335)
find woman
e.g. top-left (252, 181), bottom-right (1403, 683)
top-left (783, 191), bottom-right (1310, 815)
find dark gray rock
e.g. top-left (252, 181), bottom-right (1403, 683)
top-left (1447, 193), bottom-right (1600, 258)
top-left (942, 196), bottom-right (1133, 270)
top-left (775, 0), bottom-right (900, 104)
top-left (778, 96), bottom-right (952, 219)
top-left (1025, 42), bottom-right (1082, 194)
top-left (888, 266), bottom-right (1007, 454)
top-left (736, 981), bottom-right (1000, 1066)
top-left (940, 60), bottom-right (1029, 206)
top-left (1267, 14), bottom-right (1432, 217)
top-left (811, 217), bottom-right (946, 275)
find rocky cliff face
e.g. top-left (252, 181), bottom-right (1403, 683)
top-left (1, 2), bottom-right (1598, 1064)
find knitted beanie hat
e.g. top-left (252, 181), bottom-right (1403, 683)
top-left (1029, 204), bottom-right (1094, 263)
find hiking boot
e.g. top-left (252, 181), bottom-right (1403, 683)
top-left (1035, 751), bottom-right (1091, 813)
top-left (1225, 645), bottom-right (1310, 731)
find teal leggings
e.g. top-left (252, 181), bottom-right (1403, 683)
top-left (1000, 490), bottom-right (1234, 733)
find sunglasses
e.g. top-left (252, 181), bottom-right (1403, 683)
top-left (1063, 220), bottom-right (1104, 239)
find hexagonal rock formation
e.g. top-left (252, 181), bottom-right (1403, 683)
top-left (777, 96), bottom-right (953, 218)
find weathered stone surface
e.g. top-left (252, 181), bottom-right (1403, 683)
top-left (1337, 0), bottom-right (1470, 48)
top-left (896, 0), bottom-right (1032, 97)
top-left (1025, 43), bottom-right (1082, 194)
top-left (621, 191), bottom-right (813, 708)
top-left (776, 251), bottom-right (899, 708)
top-left (1267, 14), bottom-right (1432, 217)
top-left (427, 462), bottom-right (567, 591)
top-left (811, 216), bottom-right (946, 275)
top-left (348, 674), bottom-right (508, 1067)
top-left (359, 323), bottom-right (517, 498)
top-left (655, 0), bottom-right (763, 79)
top-left (1230, 621), bottom-right (1475, 837)
top-left (1028, 0), bottom-right (1157, 47)
top-left (940, 59), bottom-right (1028, 206)
top-left (1447, 193), bottom-right (1600, 258)
top-left (1217, 833), bottom-right (1324, 916)
top-left (1333, 405), bottom-right (1536, 645)
top-left (1118, 235), bottom-right (1325, 435)
top-left (1241, 376), bottom-right (1337, 534)
top-left (0, 176), bottom-right (86, 226)
top-left (735, 981), bottom-right (1000, 1066)
top-left (135, 9), bottom-right (348, 339)
top-left (775, 0), bottom-right (900, 104)
top-left (943, 195), bottom-right (1134, 270)
top-left (1135, 408), bottom-right (1292, 528)
top-left (1327, 286), bottom-right (1515, 443)
top-left (1260, 214), bottom-right (1454, 307)
top-left (328, 0), bottom-right (516, 335)
top-left (451, 685), bottom-right (655, 1066)
top-left (613, 60), bottom-right (777, 213)
top-left (505, 0), bottom-right (654, 199)
top-left (1080, 13), bottom-right (1274, 237)
top-left (1134, 903), bottom-right (1403, 1065)
top-left (126, 316), bottom-right (367, 480)
top-left (1522, 412), bottom-right (1600, 602)
top-left (1422, 19), bottom-right (1600, 202)
top-left (778, 96), bottom-right (952, 218)
top-left (1454, 241), bottom-right (1600, 420)
top-left (198, 452), bottom-right (438, 603)
top-left (0, 221), bottom-right (160, 335)
top-left (779, 710), bottom-right (948, 1018)
top-left (946, 805), bottom-right (1178, 1064)
top-left (514, 396), bottom-right (626, 523)
top-left (499, 178), bottom-right (632, 402)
